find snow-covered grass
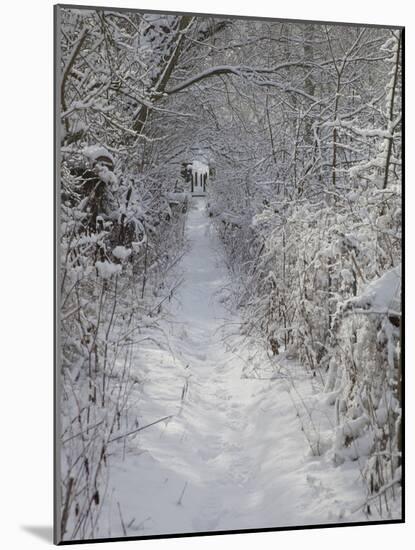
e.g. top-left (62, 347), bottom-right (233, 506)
top-left (91, 198), bottom-right (377, 540)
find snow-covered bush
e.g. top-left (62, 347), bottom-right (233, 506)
top-left (328, 267), bottom-right (401, 515)
top-left (60, 157), bottom-right (189, 537)
top-left (58, 8), bottom-right (198, 537)
top-left (207, 27), bottom-right (402, 514)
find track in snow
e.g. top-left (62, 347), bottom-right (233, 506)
top-left (101, 198), bottom-right (367, 538)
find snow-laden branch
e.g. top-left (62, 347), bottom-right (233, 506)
top-left (166, 63), bottom-right (320, 102)
top-left (324, 118), bottom-right (393, 139)
top-left (166, 65), bottom-right (244, 93)
top-left (132, 15), bottom-right (194, 133)
top-left (61, 27), bottom-right (89, 112)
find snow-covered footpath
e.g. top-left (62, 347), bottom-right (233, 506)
top-left (99, 198), bottom-right (369, 538)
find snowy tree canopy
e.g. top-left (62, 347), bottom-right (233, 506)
top-left (57, 7), bottom-right (402, 542)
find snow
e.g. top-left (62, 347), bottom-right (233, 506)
top-left (165, 192), bottom-right (190, 204)
top-left (95, 165), bottom-right (118, 187)
top-left (190, 160), bottom-right (209, 178)
top-left (112, 245), bottom-right (131, 261)
top-left (57, 10), bottom-right (402, 541)
top-left (96, 199), bottom-right (372, 539)
top-left (83, 145), bottom-right (114, 165)
top-left (95, 260), bottom-right (122, 279)
top-left (343, 265), bottom-right (401, 316)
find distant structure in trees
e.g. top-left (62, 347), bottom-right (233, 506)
top-left (181, 160), bottom-right (210, 196)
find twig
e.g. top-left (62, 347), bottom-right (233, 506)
top-left (109, 415), bottom-right (173, 443)
top-left (177, 481), bottom-right (188, 506)
top-left (117, 501), bottom-right (127, 537)
top-left (351, 478), bottom-right (401, 514)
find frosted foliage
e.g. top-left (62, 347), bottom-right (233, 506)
top-left (58, 7), bottom-right (402, 541)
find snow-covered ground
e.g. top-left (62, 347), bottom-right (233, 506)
top-left (98, 198), bottom-right (371, 539)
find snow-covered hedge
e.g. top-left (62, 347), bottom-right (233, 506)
top-left (208, 30), bottom-right (402, 517)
